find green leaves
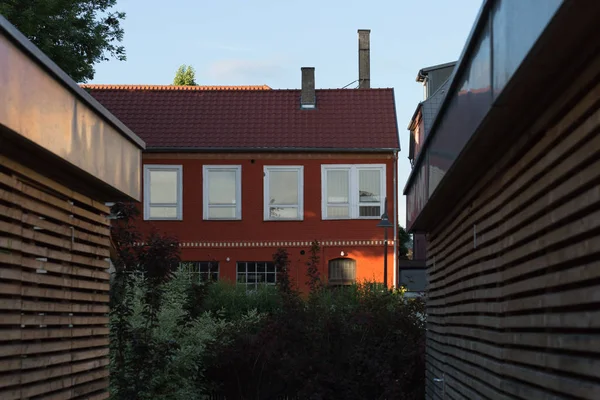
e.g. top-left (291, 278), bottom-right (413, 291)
top-left (1, 0), bottom-right (126, 82)
top-left (173, 65), bottom-right (197, 86)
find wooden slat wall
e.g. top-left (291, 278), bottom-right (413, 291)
top-left (425, 55), bottom-right (600, 398)
top-left (0, 156), bottom-right (111, 400)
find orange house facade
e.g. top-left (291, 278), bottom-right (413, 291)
top-left (85, 70), bottom-right (400, 292)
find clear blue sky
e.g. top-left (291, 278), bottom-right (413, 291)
top-left (92, 0), bottom-right (483, 226)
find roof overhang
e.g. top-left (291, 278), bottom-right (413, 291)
top-left (404, 0), bottom-right (600, 232)
top-left (0, 16), bottom-right (145, 201)
top-left (416, 61), bottom-right (457, 82)
top-left (144, 147), bottom-right (400, 153)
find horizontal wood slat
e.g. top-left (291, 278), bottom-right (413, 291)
top-left (425, 55), bottom-right (600, 397)
top-left (0, 157), bottom-right (111, 398)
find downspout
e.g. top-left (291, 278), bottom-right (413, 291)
top-left (393, 151), bottom-right (398, 288)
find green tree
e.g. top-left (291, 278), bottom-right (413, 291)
top-left (173, 65), bottom-right (197, 86)
top-left (0, 0), bottom-right (126, 83)
top-left (398, 225), bottom-right (412, 259)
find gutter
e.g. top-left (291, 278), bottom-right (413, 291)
top-left (0, 16), bottom-right (145, 149)
top-left (393, 151), bottom-right (398, 288)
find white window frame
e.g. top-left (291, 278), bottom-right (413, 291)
top-left (143, 164), bottom-right (183, 221)
top-left (321, 164), bottom-right (386, 220)
top-left (263, 166), bottom-right (304, 221)
top-left (203, 165), bottom-right (242, 220)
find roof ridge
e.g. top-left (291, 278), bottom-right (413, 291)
top-left (79, 84), bottom-right (272, 91)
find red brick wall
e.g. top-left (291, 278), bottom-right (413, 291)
top-left (135, 153), bottom-right (397, 291)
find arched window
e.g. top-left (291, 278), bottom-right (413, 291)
top-left (328, 258), bottom-right (357, 286)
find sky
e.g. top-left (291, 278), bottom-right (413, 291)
top-left (91, 0), bottom-right (483, 226)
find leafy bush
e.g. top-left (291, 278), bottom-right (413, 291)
top-left (109, 203), bottom-right (426, 400)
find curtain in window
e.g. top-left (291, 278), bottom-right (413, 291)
top-left (327, 169), bottom-right (350, 217)
top-left (149, 170), bottom-right (178, 218)
top-left (208, 170), bottom-right (237, 218)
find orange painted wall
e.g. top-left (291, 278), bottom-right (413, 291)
top-left (134, 153), bottom-right (397, 291)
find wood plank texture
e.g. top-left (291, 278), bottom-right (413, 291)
top-left (0, 157), bottom-right (111, 399)
top-left (424, 53), bottom-right (600, 397)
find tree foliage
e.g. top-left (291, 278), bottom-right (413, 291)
top-left (109, 203), bottom-right (426, 399)
top-left (173, 64), bottom-right (197, 86)
top-left (398, 225), bottom-right (412, 259)
top-left (0, 0), bottom-right (126, 82)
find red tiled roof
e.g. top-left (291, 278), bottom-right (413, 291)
top-left (86, 87), bottom-right (400, 150)
top-left (81, 84), bottom-right (271, 91)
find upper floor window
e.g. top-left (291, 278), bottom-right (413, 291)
top-left (321, 164), bottom-right (386, 219)
top-left (143, 165), bottom-right (183, 220)
top-left (264, 166), bottom-right (304, 221)
top-left (203, 165), bottom-right (241, 220)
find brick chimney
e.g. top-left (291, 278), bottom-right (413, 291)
top-left (300, 67), bottom-right (316, 109)
top-left (358, 29), bottom-right (370, 89)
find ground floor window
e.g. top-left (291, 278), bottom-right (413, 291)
top-left (328, 258), bottom-right (356, 286)
top-left (180, 261), bottom-right (219, 282)
top-left (236, 261), bottom-right (277, 290)
top-left (399, 269), bottom-right (427, 292)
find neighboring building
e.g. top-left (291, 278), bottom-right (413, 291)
top-left (404, 0), bottom-right (600, 398)
top-left (400, 62), bottom-right (455, 294)
top-left (0, 16), bottom-right (144, 400)
top-left (86, 30), bottom-right (401, 292)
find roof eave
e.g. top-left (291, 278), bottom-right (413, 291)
top-left (0, 16), bottom-right (145, 149)
top-left (144, 147), bottom-right (400, 153)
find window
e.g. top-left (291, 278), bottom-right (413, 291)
top-left (264, 166), bottom-right (304, 220)
top-left (237, 261), bottom-right (277, 290)
top-left (321, 164), bottom-right (385, 219)
top-left (328, 258), bottom-right (356, 286)
top-left (399, 269), bottom-right (427, 292)
top-left (203, 165), bottom-right (242, 220)
top-left (143, 165), bottom-right (183, 220)
top-left (180, 261), bottom-right (219, 282)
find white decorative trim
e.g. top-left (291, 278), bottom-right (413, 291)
top-left (131, 240), bottom-right (395, 248)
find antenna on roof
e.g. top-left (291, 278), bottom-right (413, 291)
top-left (341, 79), bottom-right (359, 89)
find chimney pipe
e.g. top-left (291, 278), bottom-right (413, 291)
top-left (358, 29), bottom-right (370, 89)
top-left (300, 67), bottom-right (316, 108)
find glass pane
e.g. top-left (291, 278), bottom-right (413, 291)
top-left (237, 263), bottom-right (246, 273)
top-left (208, 170), bottom-right (236, 204)
top-left (149, 206), bottom-right (178, 219)
top-left (327, 170), bottom-right (349, 203)
top-left (327, 206), bottom-right (350, 218)
top-left (150, 170), bottom-right (178, 204)
top-left (269, 170), bottom-right (298, 205)
top-left (247, 263), bottom-right (256, 273)
top-left (266, 263), bottom-right (276, 273)
top-left (237, 273), bottom-right (246, 283)
top-left (266, 272), bottom-right (276, 284)
top-left (257, 263), bottom-right (265, 273)
top-left (400, 269), bottom-right (427, 292)
top-left (359, 169), bottom-right (380, 202)
top-left (269, 207), bottom-right (299, 219)
top-left (359, 206), bottom-right (380, 217)
top-left (208, 206), bottom-right (237, 219)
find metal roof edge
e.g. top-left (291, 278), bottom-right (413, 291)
top-left (0, 15), bottom-right (145, 149)
top-left (144, 147), bottom-right (400, 153)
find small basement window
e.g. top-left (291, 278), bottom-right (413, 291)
top-left (236, 261), bottom-right (277, 290)
top-left (328, 258), bottom-right (356, 286)
top-left (180, 261), bottom-right (219, 282)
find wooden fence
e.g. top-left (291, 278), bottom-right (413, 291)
top-left (0, 155), bottom-right (112, 399)
top-left (425, 54), bottom-right (600, 397)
